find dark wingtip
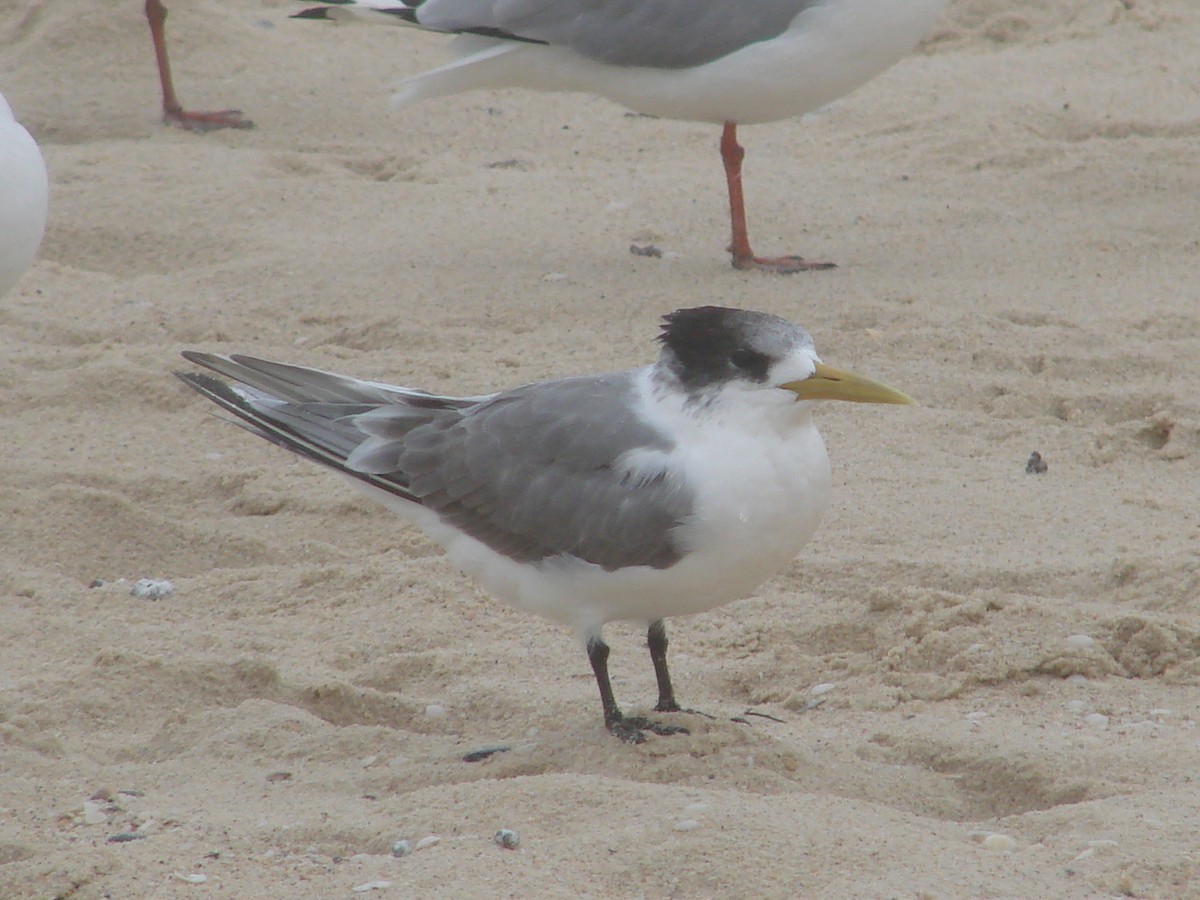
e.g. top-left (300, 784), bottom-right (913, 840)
top-left (174, 369), bottom-right (248, 410)
top-left (291, 7), bottom-right (336, 19)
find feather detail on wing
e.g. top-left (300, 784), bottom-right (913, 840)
top-left (178, 353), bottom-right (693, 571)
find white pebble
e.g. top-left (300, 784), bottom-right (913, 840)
top-left (1066, 700), bottom-right (1088, 714)
top-left (493, 829), bottom-right (520, 850)
top-left (1149, 708), bottom-right (1173, 718)
top-left (966, 711), bottom-right (989, 721)
top-left (390, 840), bottom-right (412, 858)
top-left (1064, 634), bottom-right (1095, 649)
top-left (82, 800), bottom-right (107, 825)
top-left (1072, 847), bottom-right (1095, 862)
top-left (414, 835), bottom-right (441, 851)
top-left (683, 802), bottom-right (708, 814)
top-left (424, 704), bottom-right (447, 719)
top-left (542, 272), bottom-right (568, 282)
top-left (982, 833), bottom-right (1017, 851)
top-left (173, 873), bottom-right (208, 884)
top-left (1088, 839), bottom-right (1119, 849)
top-left (1066, 674), bottom-right (1089, 684)
top-left (131, 578), bottom-right (175, 600)
top-left (673, 819), bottom-right (701, 832)
top-left (352, 881), bottom-right (392, 893)
top-left (810, 682), bottom-right (835, 696)
top-left (1084, 713), bottom-right (1110, 729)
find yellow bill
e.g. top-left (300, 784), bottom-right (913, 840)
top-left (782, 362), bottom-right (915, 405)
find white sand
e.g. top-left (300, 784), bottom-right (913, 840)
top-left (2, 0), bottom-right (1199, 896)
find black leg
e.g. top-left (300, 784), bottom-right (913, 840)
top-left (587, 634), bottom-right (688, 743)
top-left (648, 619), bottom-right (681, 713)
top-left (587, 636), bottom-right (625, 733)
top-left (648, 621), bottom-right (717, 722)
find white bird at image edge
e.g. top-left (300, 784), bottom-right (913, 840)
top-left (0, 91), bottom-right (48, 298)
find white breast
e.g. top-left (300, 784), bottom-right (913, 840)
top-left (351, 370), bottom-right (831, 640)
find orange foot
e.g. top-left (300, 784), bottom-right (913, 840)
top-left (164, 106), bottom-right (254, 133)
top-left (731, 253), bottom-right (837, 273)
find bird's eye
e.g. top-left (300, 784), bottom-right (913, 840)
top-left (729, 348), bottom-right (766, 372)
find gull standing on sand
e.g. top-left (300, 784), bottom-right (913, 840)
top-left (0, 91), bottom-right (48, 298)
top-left (177, 307), bottom-right (913, 741)
top-left (294, 0), bottom-right (945, 271)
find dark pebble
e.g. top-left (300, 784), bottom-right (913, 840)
top-left (463, 745), bottom-right (511, 763)
top-left (107, 832), bottom-right (147, 843)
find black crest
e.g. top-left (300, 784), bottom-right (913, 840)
top-left (657, 306), bottom-right (788, 390)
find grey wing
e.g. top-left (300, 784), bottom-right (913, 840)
top-left (181, 351), bottom-right (479, 407)
top-left (178, 355), bottom-right (692, 571)
top-left (399, 373), bottom-right (693, 571)
top-left (419, 0), bottom-right (817, 69)
top-left (177, 351), bottom-right (475, 502)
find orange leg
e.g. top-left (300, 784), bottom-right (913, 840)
top-left (146, 0), bottom-right (253, 131)
top-left (720, 122), bottom-right (834, 273)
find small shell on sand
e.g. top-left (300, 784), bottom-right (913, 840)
top-left (131, 578), bottom-right (175, 600)
top-left (493, 829), bottom-right (520, 849)
top-left (352, 881), bottom-right (392, 893)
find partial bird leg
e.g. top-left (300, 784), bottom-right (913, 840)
top-left (648, 618), bottom-right (680, 712)
top-left (648, 619), bottom-right (715, 719)
top-left (587, 635), bottom-right (688, 743)
top-left (720, 122), bottom-right (834, 273)
top-left (145, 0), bottom-right (254, 132)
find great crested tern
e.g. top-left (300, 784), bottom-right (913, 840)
top-left (177, 306), bottom-right (913, 741)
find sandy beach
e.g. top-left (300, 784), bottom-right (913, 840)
top-left (2, 0), bottom-right (1199, 895)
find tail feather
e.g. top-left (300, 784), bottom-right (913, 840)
top-left (291, 1), bottom-right (548, 44)
top-left (180, 351), bottom-right (469, 407)
top-left (175, 354), bottom-right (432, 505)
top-left (292, 3), bottom-right (419, 27)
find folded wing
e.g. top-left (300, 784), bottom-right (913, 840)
top-left (178, 354), bottom-right (693, 571)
